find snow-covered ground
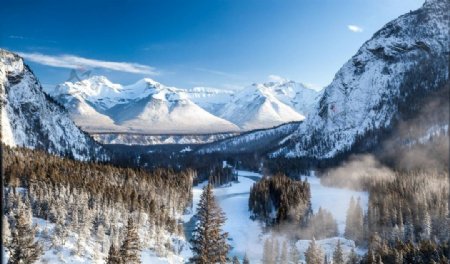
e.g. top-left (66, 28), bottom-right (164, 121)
top-left (184, 170), bottom-right (368, 263)
top-left (306, 172), bottom-right (368, 235)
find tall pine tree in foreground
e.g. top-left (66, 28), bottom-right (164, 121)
top-left (8, 206), bottom-right (43, 264)
top-left (190, 183), bottom-right (229, 264)
top-left (120, 218), bottom-right (141, 264)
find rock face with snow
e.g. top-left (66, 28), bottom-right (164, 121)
top-left (274, 0), bottom-right (449, 159)
top-left (203, 0), bottom-right (449, 159)
top-left (217, 84), bottom-right (307, 130)
top-left (0, 50), bottom-right (106, 160)
top-left (46, 76), bottom-right (318, 135)
top-left (46, 77), bottom-right (241, 134)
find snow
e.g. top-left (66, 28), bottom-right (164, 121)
top-left (306, 172), bottom-right (368, 235)
top-left (44, 75), bottom-right (318, 136)
top-left (0, 49), bottom-right (105, 161)
top-left (185, 170), bottom-right (367, 263)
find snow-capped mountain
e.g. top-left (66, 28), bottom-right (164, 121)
top-left (251, 80), bottom-right (320, 116)
top-left (217, 84), bottom-right (306, 130)
top-left (0, 49), bottom-right (106, 160)
top-left (200, 0), bottom-right (449, 159)
top-left (46, 77), bottom-right (240, 134)
top-left (46, 76), bottom-right (318, 134)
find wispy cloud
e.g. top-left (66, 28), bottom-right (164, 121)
top-left (195, 67), bottom-right (241, 79)
top-left (347, 24), bottom-right (363, 33)
top-left (268, 74), bottom-right (287, 82)
top-left (16, 52), bottom-right (158, 75)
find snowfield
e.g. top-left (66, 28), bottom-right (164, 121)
top-left (185, 170), bottom-right (368, 263)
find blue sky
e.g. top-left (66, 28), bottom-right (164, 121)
top-left (1, 0), bottom-right (423, 90)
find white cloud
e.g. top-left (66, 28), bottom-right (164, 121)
top-left (347, 25), bottom-right (364, 33)
top-left (268, 74), bottom-right (287, 83)
top-left (16, 52), bottom-right (158, 75)
top-left (195, 67), bottom-right (241, 79)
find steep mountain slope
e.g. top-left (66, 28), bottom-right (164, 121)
top-left (253, 80), bottom-right (320, 116)
top-left (274, 0), bottom-right (449, 159)
top-left (47, 77), bottom-right (240, 134)
top-left (0, 49), bottom-right (106, 160)
top-left (200, 0), bottom-right (449, 160)
top-left (218, 85), bottom-right (305, 130)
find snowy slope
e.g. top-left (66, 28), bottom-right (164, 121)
top-left (202, 0), bottom-right (449, 159)
top-left (252, 80), bottom-right (320, 116)
top-left (0, 49), bottom-right (106, 161)
top-left (46, 76), bottom-right (317, 135)
top-left (218, 85), bottom-right (305, 130)
top-left (273, 0), bottom-right (450, 159)
top-left (46, 77), bottom-right (240, 134)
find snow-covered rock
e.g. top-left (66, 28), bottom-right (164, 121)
top-left (46, 77), bottom-right (240, 134)
top-left (45, 76), bottom-right (318, 135)
top-left (201, 0), bottom-right (449, 159)
top-left (0, 49), bottom-right (106, 161)
top-left (273, 0), bottom-right (449, 159)
top-left (217, 84), bottom-right (306, 130)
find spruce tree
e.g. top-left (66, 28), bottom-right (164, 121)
top-left (332, 240), bottom-right (344, 264)
top-left (190, 183), bottom-right (229, 264)
top-left (106, 244), bottom-right (122, 264)
top-left (8, 208), bottom-right (43, 264)
top-left (120, 218), bottom-right (141, 264)
top-left (346, 247), bottom-right (359, 264)
top-left (289, 242), bottom-right (301, 264)
top-left (304, 237), bottom-right (324, 264)
top-left (232, 256), bottom-right (241, 264)
top-left (243, 253), bottom-right (250, 264)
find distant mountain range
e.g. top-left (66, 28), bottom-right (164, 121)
top-left (43, 76), bottom-right (319, 134)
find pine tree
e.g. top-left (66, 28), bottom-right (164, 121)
top-left (346, 247), bottom-right (359, 264)
top-left (304, 237), bottom-right (324, 264)
top-left (3, 215), bottom-right (11, 247)
top-left (243, 253), bottom-right (250, 264)
top-left (232, 256), bottom-right (241, 264)
top-left (262, 238), bottom-right (275, 264)
top-left (106, 244), bottom-right (122, 264)
top-left (8, 208), bottom-right (43, 264)
top-left (120, 218), bottom-right (141, 264)
top-left (289, 242), bottom-right (301, 264)
top-left (332, 240), bottom-right (344, 264)
top-left (190, 183), bottom-right (229, 264)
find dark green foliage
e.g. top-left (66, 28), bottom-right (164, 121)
top-left (106, 244), bottom-right (121, 264)
top-left (120, 218), bottom-right (141, 264)
top-left (190, 184), bottom-right (229, 264)
top-left (248, 174), bottom-right (311, 225)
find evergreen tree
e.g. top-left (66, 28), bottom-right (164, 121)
top-left (106, 244), bottom-right (122, 264)
top-left (190, 183), bottom-right (229, 264)
top-left (304, 237), bottom-right (324, 264)
top-left (289, 242), bottom-right (301, 264)
top-left (332, 240), bottom-right (344, 264)
top-left (3, 215), bottom-right (11, 247)
top-left (346, 247), bottom-right (359, 264)
top-left (120, 218), bottom-right (141, 264)
top-left (8, 208), bottom-right (43, 264)
top-left (262, 238), bottom-right (275, 264)
top-left (243, 253), bottom-right (250, 264)
top-left (232, 256), bottom-right (241, 264)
